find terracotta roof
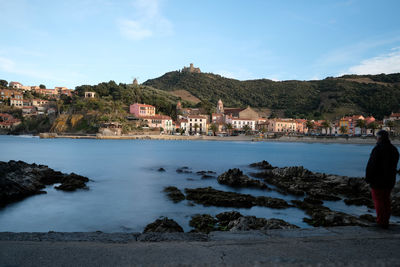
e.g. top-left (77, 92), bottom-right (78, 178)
top-left (224, 108), bottom-right (245, 114)
top-left (132, 103), bottom-right (155, 108)
top-left (141, 114), bottom-right (171, 120)
top-left (230, 118), bottom-right (255, 121)
top-left (187, 115), bottom-right (208, 119)
top-left (390, 113), bottom-right (400, 117)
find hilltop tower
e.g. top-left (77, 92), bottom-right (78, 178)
top-left (217, 99), bottom-right (224, 114)
top-left (133, 78), bottom-right (138, 85)
top-left (182, 63), bottom-right (201, 73)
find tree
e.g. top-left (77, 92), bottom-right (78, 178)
top-left (321, 121), bottom-right (330, 135)
top-left (39, 84), bottom-right (46, 89)
top-left (386, 120), bottom-right (395, 135)
top-left (0, 79), bottom-right (7, 88)
top-left (339, 126), bottom-right (348, 134)
top-left (306, 120), bottom-right (314, 134)
top-left (356, 119), bottom-right (367, 135)
top-left (209, 123), bottom-right (218, 136)
top-left (225, 123), bottom-right (233, 136)
top-left (367, 121), bottom-right (379, 136)
top-left (242, 124), bottom-right (251, 135)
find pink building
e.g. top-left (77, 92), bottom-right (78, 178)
top-left (130, 103), bottom-right (156, 117)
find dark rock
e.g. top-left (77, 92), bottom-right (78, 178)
top-left (143, 217), bottom-right (184, 233)
top-left (163, 186), bottom-right (185, 203)
top-left (189, 214), bottom-right (217, 233)
top-left (201, 175), bottom-right (214, 179)
top-left (217, 168), bottom-right (269, 189)
top-left (176, 167), bottom-right (192, 174)
top-left (55, 173), bottom-right (89, 191)
top-left (215, 211), bottom-right (243, 228)
top-left (157, 168), bottom-right (166, 172)
top-left (196, 170), bottom-right (216, 175)
top-left (292, 199), bottom-right (370, 227)
top-left (184, 187), bottom-right (290, 209)
top-left (185, 187), bottom-right (254, 208)
top-left (249, 160), bottom-right (274, 169)
top-left (303, 197), bottom-right (323, 205)
top-left (303, 210), bottom-right (370, 227)
top-left (252, 163), bottom-right (371, 204)
top-left (0, 160), bottom-right (90, 207)
top-left (344, 197), bottom-right (374, 208)
top-left (228, 216), bottom-right (299, 231)
top-left (255, 196), bottom-right (292, 209)
top-left (359, 214), bottom-right (376, 223)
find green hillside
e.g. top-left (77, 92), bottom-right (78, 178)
top-left (143, 72), bottom-right (400, 120)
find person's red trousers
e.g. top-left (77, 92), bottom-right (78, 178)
top-left (371, 188), bottom-right (392, 227)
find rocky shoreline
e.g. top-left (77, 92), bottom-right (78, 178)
top-left (0, 160), bottom-right (90, 207)
top-left (160, 160), bottom-right (400, 231)
top-left (2, 159), bottom-right (400, 234)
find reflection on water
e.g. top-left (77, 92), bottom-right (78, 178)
top-left (0, 135), bottom-right (398, 232)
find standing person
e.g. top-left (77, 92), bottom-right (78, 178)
top-left (366, 130), bottom-right (399, 229)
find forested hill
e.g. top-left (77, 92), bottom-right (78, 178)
top-left (143, 71), bottom-right (400, 120)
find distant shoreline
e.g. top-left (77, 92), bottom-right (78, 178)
top-left (34, 133), bottom-right (400, 145)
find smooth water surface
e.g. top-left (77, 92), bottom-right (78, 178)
top-left (0, 135), bottom-right (399, 232)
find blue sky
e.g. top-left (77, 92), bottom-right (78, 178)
top-left (1, 0), bottom-right (400, 88)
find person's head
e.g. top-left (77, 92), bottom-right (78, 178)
top-left (376, 130), bottom-right (389, 143)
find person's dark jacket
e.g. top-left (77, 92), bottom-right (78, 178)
top-left (366, 140), bottom-right (399, 189)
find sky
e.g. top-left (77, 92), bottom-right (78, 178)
top-left (0, 0), bottom-right (400, 89)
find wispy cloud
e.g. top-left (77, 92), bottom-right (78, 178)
top-left (346, 47), bottom-right (400, 75)
top-left (315, 36), bottom-right (400, 68)
top-left (118, 0), bottom-right (172, 41)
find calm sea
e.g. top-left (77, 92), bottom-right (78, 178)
top-left (0, 135), bottom-right (399, 232)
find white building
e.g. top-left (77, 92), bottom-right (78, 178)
top-left (226, 117), bottom-right (256, 131)
top-left (187, 115), bottom-right (208, 134)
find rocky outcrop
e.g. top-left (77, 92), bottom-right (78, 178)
top-left (184, 187), bottom-right (291, 209)
top-left (217, 168), bottom-right (269, 189)
top-left (0, 160), bottom-right (90, 206)
top-left (249, 160), bottom-right (274, 169)
top-left (228, 216), bottom-right (299, 231)
top-left (143, 217), bottom-right (184, 233)
top-left (250, 163), bottom-right (371, 203)
top-left (291, 199), bottom-right (372, 227)
top-left (189, 211), bottom-right (298, 232)
top-left (163, 186), bottom-right (185, 203)
top-left (176, 167), bottom-right (192, 174)
top-left (215, 211), bottom-right (243, 228)
top-left (189, 214), bottom-right (217, 233)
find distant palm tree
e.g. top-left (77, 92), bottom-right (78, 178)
top-left (242, 124), bottom-right (251, 135)
top-left (225, 123), bottom-right (233, 136)
top-left (356, 119), bottom-right (366, 135)
top-left (386, 120), bottom-right (395, 134)
top-left (321, 121), bottom-right (330, 135)
top-left (209, 123), bottom-right (218, 136)
top-left (367, 122), bottom-right (379, 136)
top-left (339, 125), bottom-right (348, 134)
top-left (306, 120), bottom-right (314, 134)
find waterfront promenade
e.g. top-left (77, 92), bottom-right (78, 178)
top-left (1, 226), bottom-right (399, 266)
top-left (39, 133), bottom-right (400, 145)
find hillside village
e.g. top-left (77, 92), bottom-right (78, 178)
top-left (1, 68), bottom-right (400, 137)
